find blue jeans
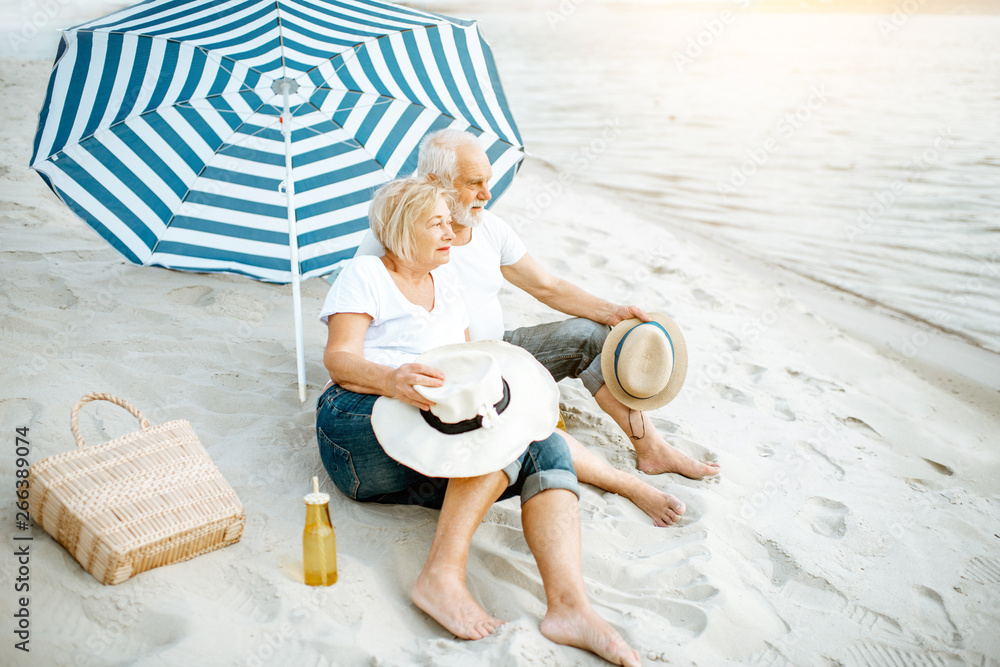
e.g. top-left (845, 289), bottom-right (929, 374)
top-left (315, 384), bottom-right (579, 509)
top-left (504, 318), bottom-right (611, 396)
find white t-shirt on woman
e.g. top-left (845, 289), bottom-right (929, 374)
top-left (319, 255), bottom-right (469, 369)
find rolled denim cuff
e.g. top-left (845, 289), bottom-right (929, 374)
top-left (519, 469), bottom-right (580, 506)
top-left (501, 457), bottom-right (523, 487)
top-left (578, 352), bottom-right (605, 396)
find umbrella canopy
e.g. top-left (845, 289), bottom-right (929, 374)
top-left (29, 0), bottom-right (524, 283)
top-left (29, 0), bottom-right (524, 401)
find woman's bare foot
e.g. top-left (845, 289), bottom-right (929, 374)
top-left (629, 483), bottom-right (686, 527)
top-left (540, 605), bottom-right (642, 667)
top-left (411, 563), bottom-right (503, 640)
top-left (635, 436), bottom-right (720, 479)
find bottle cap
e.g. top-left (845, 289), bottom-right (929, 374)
top-left (304, 476), bottom-right (330, 504)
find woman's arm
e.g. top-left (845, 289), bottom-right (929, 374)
top-left (323, 312), bottom-right (444, 410)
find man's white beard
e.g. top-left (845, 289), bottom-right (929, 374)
top-left (453, 201), bottom-right (486, 228)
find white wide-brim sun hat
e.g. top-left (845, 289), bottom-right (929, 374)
top-left (371, 341), bottom-right (560, 478)
top-left (601, 313), bottom-right (688, 411)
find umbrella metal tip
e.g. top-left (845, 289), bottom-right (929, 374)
top-left (272, 77), bottom-right (300, 96)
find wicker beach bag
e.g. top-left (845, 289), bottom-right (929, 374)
top-left (28, 393), bottom-right (245, 585)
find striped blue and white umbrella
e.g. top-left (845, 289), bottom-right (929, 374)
top-left (29, 0), bottom-right (524, 400)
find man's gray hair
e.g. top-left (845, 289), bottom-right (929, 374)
top-left (417, 129), bottom-right (483, 186)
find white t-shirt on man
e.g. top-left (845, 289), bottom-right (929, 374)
top-left (354, 209), bottom-right (527, 341)
top-left (319, 255), bottom-right (469, 369)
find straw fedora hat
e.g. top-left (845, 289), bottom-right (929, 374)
top-left (600, 313), bottom-right (688, 411)
top-left (371, 341), bottom-right (560, 478)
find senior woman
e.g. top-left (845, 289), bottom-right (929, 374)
top-left (316, 177), bottom-right (640, 667)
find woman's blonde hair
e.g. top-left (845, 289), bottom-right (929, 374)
top-left (368, 177), bottom-right (453, 263)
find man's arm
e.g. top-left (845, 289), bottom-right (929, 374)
top-left (500, 253), bottom-right (649, 327)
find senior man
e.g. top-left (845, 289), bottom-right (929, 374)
top-left (356, 129), bottom-right (718, 479)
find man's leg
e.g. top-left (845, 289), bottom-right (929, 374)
top-left (506, 318), bottom-right (720, 479)
top-left (559, 428), bottom-right (685, 526)
top-left (411, 471), bottom-right (508, 639)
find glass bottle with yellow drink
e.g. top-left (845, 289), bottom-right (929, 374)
top-left (303, 476), bottom-right (337, 586)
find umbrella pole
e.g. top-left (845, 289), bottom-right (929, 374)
top-left (281, 83), bottom-right (308, 403)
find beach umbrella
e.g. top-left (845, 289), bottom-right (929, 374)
top-left (29, 0), bottom-right (524, 402)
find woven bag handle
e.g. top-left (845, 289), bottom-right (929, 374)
top-left (71, 393), bottom-right (152, 449)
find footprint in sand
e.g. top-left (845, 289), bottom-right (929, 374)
top-left (549, 256), bottom-right (572, 273)
top-left (842, 641), bottom-right (963, 667)
top-left (836, 415), bottom-right (881, 438)
top-left (752, 393), bottom-right (796, 421)
top-left (588, 253), bottom-right (609, 268)
top-left (922, 458), bottom-right (954, 476)
top-left (711, 383), bottom-right (796, 421)
top-left (962, 555), bottom-right (1000, 585)
top-left (165, 284), bottom-right (214, 307)
top-left (785, 368), bottom-right (845, 395)
top-left (737, 363), bottom-right (768, 383)
top-left (795, 441), bottom-right (846, 480)
top-left (911, 585), bottom-right (963, 647)
top-left (715, 384), bottom-right (755, 408)
top-left (796, 497), bottom-right (848, 538)
top-left (214, 569), bottom-right (282, 624)
top-left (692, 287), bottom-right (724, 308)
top-left (651, 263), bottom-right (682, 277)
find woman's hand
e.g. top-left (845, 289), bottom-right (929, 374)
top-left (389, 363), bottom-right (445, 411)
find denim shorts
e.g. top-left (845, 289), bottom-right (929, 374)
top-left (503, 318), bottom-right (611, 396)
top-left (315, 384), bottom-right (579, 509)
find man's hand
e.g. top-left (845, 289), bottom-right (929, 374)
top-left (606, 304), bottom-right (651, 327)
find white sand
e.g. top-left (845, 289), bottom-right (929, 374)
top-left (2, 57), bottom-right (999, 666)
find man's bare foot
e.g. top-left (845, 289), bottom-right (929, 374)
top-left (594, 386), bottom-right (720, 479)
top-left (411, 564), bottom-right (503, 640)
top-left (635, 437), bottom-right (720, 479)
top-left (629, 483), bottom-right (686, 527)
top-left (540, 605), bottom-right (642, 667)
